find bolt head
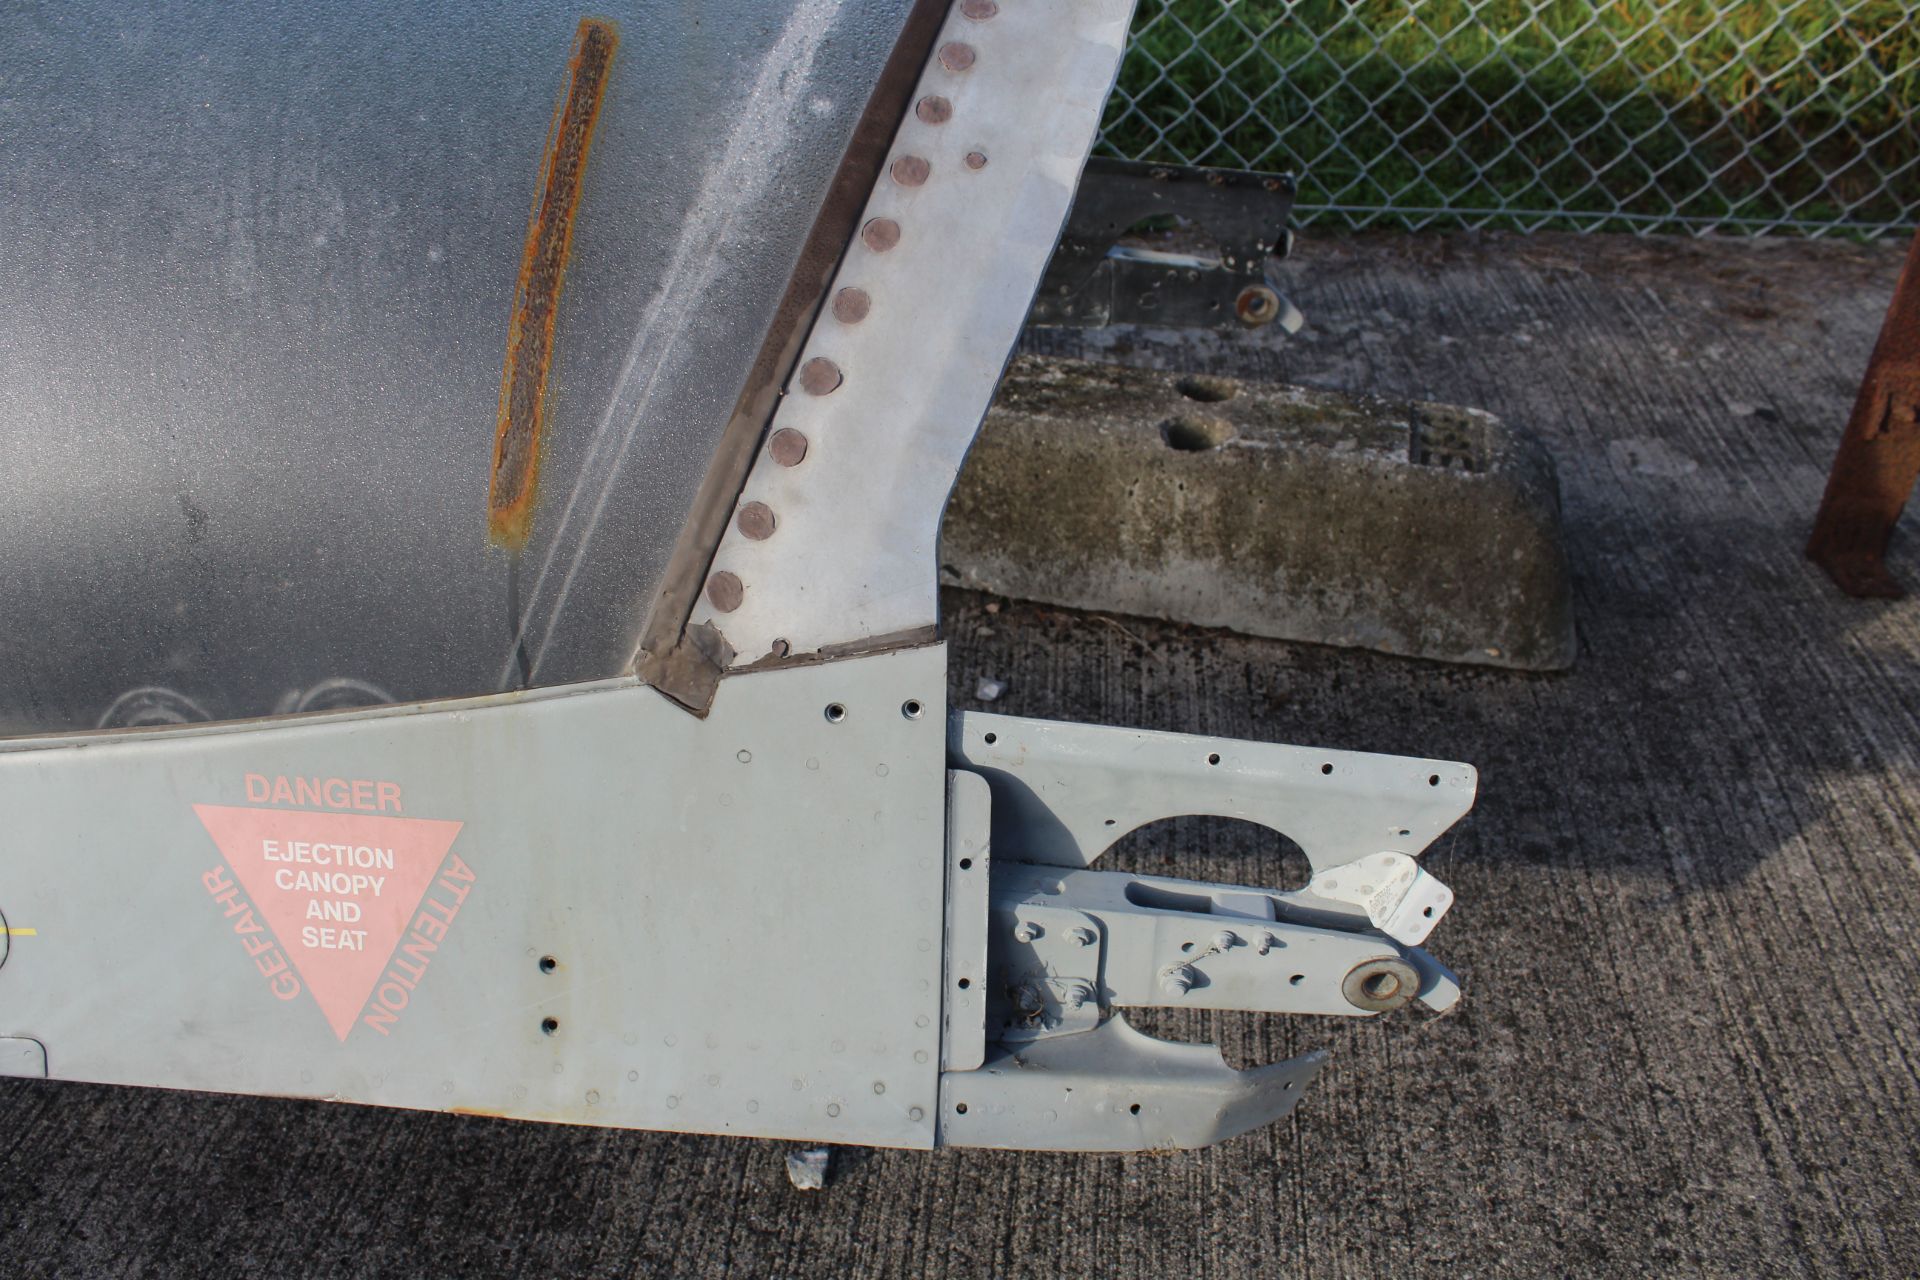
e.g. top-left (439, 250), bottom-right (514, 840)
top-left (1071, 926), bottom-right (1097, 947)
top-left (1012, 921), bottom-right (1041, 944)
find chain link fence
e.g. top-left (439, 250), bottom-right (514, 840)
top-left (1097, 0), bottom-right (1918, 236)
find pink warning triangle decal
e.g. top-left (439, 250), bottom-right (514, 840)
top-left (193, 804), bottom-right (464, 1040)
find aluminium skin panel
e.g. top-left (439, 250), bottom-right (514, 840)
top-left (0, 0), bottom-right (921, 734)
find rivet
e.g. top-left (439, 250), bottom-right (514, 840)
top-left (798, 356), bottom-right (843, 395)
top-left (768, 427), bottom-right (809, 467)
top-left (964, 150), bottom-right (988, 170)
top-left (938, 42), bottom-right (976, 72)
top-left (736, 501), bottom-right (776, 541)
top-left (833, 287), bottom-right (871, 323)
top-left (861, 217), bottom-right (901, 253)
top-left (960, 0), bottom-right (998, 18)
top-left (916, 95), bottom-right (953, 124)
top-left (706, 570), bottom-right (744, 613)
top-left (890, 154), bottom-right (931, 187)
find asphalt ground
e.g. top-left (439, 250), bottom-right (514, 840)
top-left (3, 230), bottom-right (1916, 1277)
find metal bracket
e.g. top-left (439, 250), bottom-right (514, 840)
top-left (938, 1014), bottom-right (1327, 1152)
top-left (938, 710), bottom-right (1474, 1150)
top-left (1029, 157), bottom-right (1302, 331)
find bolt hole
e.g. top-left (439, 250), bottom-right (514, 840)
top-left (824, 703), bottom-right (847, 723)
top-left (901, 699), bottom-right (924, 720)
top-left (1180, 941), bottom-right (1194, 953)
top-left (1103, 818), bottom-right (1116, 826)
top-left (959, 857), bottom-right (973, 870)
top-left (1176, 374), bottom-right (1239, 403)
top-left (538, 956), bottom-right (557, 974)
top-left (983, 732), bottom-right (997, 745)
top-left (1423, 905), bottom-right (1435, 918)
top-left (1397, 828), bottom-right (1410, 836)
top-left (541, 1017), bottom-right (559, 1035)
top-left (1321, 763), bottom-right (1334, 775)
top-left (1160, 414), bottom-right (1234, 452)
top-left (957, 977), bottom-right (971, 989)
top-left (1207, 752), bottom-right (1221, 765)
top-left (1129, 1102), bottom-right (1142, 1115)
top-left (955, 1102), bottom-right (969, 1114)
top-left (770, 637), bottom-right (791, 658)
top-left (1429, 774), bottom-right (1441, 786)
top-left (1289, 974), bottom-right (1304, 985)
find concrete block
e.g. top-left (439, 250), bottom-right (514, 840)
top-left (940, 356), bottom-right (1575, 670)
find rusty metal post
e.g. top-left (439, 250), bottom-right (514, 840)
top-left (1807, 229), bottom-right (1920, 598)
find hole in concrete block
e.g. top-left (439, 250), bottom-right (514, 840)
top-left (1177, 374), bottom-right (1239, 403)
top-left (1161, 414), bottom-right (1234, 452)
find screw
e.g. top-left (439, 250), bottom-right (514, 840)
top-left (798, 356), bottom-right (842, 396)
top-left (1212, 930), bottom-right (1239, 951)
top-left (1012, 921), bottom-right (1041, 944)
top-left (1256, 932), bottom-right (1279, 956)
top-left (1070, 926), bottom-right (1097, 947)
top-left (832, 287), bottom-right (870, 324)
top-left (1160, 964), bottom-right (1197, 997)
top-left (890, 155), bottom-right (930, 187)
top-left (768, 428), bottom-right (808, 467)
top-left (705, 571), bottom-right (744, 613)
top-left (1065, 985), bottom-right (1090, 1009)
top-left (735, 501), bottom-right (776, 541)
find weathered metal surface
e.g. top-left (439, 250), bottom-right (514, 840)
top-left (0, 1038), bottom-right (48, 1079)
top-left (0, 646), bottom-right (950, 1147)
top-left (1807, 228), bottom-right (1920, 598)
top-left (935, 708), bottom-right (1470, 1150)
top-left (941, 355), bottom-right (1577, 671)
top-left (938, 1015), bottom-right (1327, 1151)
top-left (1029, 158), bottom-right (1299, 331)
top-left (986, 862), bottom-right (1449, 1021)
top-left (0, 0), bottom-right (928, 735)
top-left (680, 0), bottom-right (1136, 674)
top-left (947, 711), bottom-right (1476, 881)
top-left (941, 770), bottom-right (991, 1072)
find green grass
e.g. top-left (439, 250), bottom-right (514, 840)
top-left (1099, 0), bottom-right (1919, 234)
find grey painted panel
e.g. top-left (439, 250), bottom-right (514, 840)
top-left (0, 646), bottom-right (949, 1148)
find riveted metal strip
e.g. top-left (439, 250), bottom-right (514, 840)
top-left (689, 0), bottom-right (1137, 665)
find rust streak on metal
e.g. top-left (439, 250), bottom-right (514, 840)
top-left (1807, 228), bottom-right (1920, 598)
top-left (488, 17), bottom-right (620, 550)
